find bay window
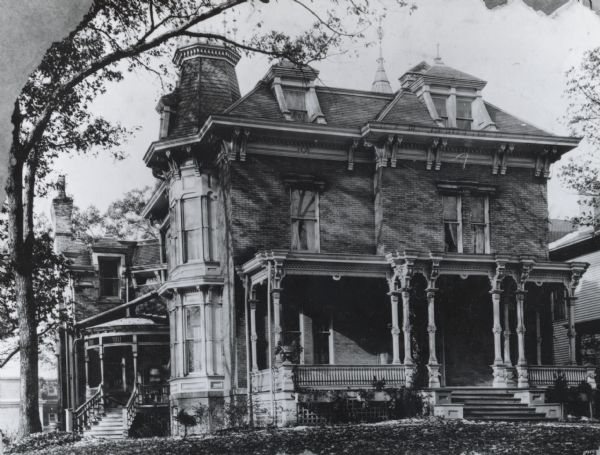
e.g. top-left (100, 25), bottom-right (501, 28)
top-left (181, 197), bottom-right (202, 263)
top-left (291, 189), bottom-right (319, 252)
top-left (185, 306), bottom-right (202, 374)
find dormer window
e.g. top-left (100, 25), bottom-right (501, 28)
top-left (98, 257), bottom-right (120, 297)
top-left (456, 97), bottom-right (473, 130)
top-left (283, 89), bottom-right (307, 122)
top-left (431, 95), bottom-right (448, 126)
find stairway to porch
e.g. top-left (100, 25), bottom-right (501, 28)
top-left (83, 407), bottom-right (124, 440)
top-left (449, 389), bottom-right (558, 422)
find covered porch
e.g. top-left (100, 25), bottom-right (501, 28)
top-left (240, 250), bottom-right (593, 395)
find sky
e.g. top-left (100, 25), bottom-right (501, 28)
top-left (39, 0), bottom-right (600, 221)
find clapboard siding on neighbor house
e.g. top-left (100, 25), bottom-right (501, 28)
top-left (572, 250), bottom-right (600, 323)
top-left (552, 322), bottom-right (570, 365)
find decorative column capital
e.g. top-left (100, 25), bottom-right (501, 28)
top-left (391, 327), bottom-right (401, 335)
top-left (426, 288), bottom-right (438, 299)
top-left (516, 326), bottom-right (526, 335)
top-left (427, 324), bottom-right (437, 334)
top-left (492, 325), bottom-right (503, 335)
top-left (251, 334), bottom-right (258, 342)
top-left (270, 287), bottom-right (283, 297)
top-left (249, 300), bottom-right (258, 310)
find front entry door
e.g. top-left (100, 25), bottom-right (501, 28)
top-left (441, 277), bottom-right (494, 386)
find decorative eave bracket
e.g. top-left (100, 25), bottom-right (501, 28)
top-left (535, 147), bottom-right (558, 179)
top-left (371, 135), bottom-right (403, 169)
top-left (426, 138), bottom-right (446, 171)
top-left (218, 128), bottom-right (250, 163)
top-left (492, 143), bottom-right (514, 175)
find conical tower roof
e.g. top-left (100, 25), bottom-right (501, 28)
top-left (371, 22), bottom-right (393, 94)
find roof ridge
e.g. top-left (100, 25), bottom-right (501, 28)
top-left (376, 90), bottom-right (407, 122)
top-left (315, 86), bottom-right (394, 98)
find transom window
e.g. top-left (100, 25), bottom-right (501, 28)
top-left (456, 97), bottom-right (473, 130)
top-left (471, 195), bottom-right (490, 254)
top-left (98, 257), bottom-right (120, 297)
top-left (442, 194), bottom-right (462, 253)
top-left (291, 189), bottom-right (320, 252)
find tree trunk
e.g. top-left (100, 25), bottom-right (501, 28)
top-left (6, 133), bottom-right (42, 436)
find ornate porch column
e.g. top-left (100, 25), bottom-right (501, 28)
top-left (121, 356), bottom-right (127, 392)
top-left (272, 287), bottom-right (283, 347)
top-left (401, 288), bottom-right (413, 366)
top-left (132, 336), bottom-right (138, 384)
top-left (503, 302), bottom-right (516, 387)
top-left (535, 309), bottom-right (542, 366)
top-left (515, 291), bottom-right (529, 388)
top-left (426, 288), bottom-right (441, 388)
top-left (249, 287), bottom-right (259, 372)
top-left (389, 290), bottom-right (401, 364)
top-left (567, 295), bottom-right (578, 365)
top-left (99, 345), bottom-right (105, 386)
top-left (491, 290), bottom-right (506, 387)
top-left (84, 340), bottom-right (90, 395)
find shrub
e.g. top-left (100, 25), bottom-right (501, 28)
top-left (173, 409), bottom-right (196, 438)
top-left (387, 387), bottom-right (424, 419)
top-left (6, 431), bottom-right (81, 454)
top-left (224, 399), bottom-right (248, 429)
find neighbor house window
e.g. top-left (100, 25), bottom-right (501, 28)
top-left (456, 97), bottom-right (473, 130)
top-left (291, 189), bottom-right (319, 252)
top-left (551, 289), bottom-right (567, 322)
top-left (181, 197), bottom-right (202, 263)
top-left (471, 195), bottom-right (490, 254)
top-left (98, 257), bottom-right (120, 297)
top-left (431, 95), bottom-right (448, 126)
top-left (443, 194), bottom-right (462, 253)
top-left (185, 306), bottom-right (202, 374)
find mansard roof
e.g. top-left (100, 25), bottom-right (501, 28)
top-left (405, 60), bottom-right (485, 84)
top-left (65, 238), bottom-right (162, 271)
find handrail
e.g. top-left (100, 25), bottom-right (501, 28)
top-left (122, 383), bottom-right (139, 438)
top-left (73, 383), bottom-right (104, 433)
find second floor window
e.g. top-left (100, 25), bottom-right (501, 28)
top-left (471, 196), bottom-right (490, 254)
top-left (443, 195), bottom-right (462, 253)
top-left (284, 89), bottom-right (307, 122)
top-left (291, 189), bottom-right (319, 252)
top-left (98, 257), bottom-right (120, 297)
top-left (181, 197), bottom-right (202, 263)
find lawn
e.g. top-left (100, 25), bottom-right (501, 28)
top-left (8, 419), bottom-right (600, 455)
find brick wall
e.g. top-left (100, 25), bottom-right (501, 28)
top-left (229, 155), bottom-right (376, 263)
top-left (377, 161), bottom-right (549, 259)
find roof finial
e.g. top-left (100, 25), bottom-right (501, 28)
top-left (434, 43), bottom-right (444, 64)
top-left (371, 17), bottom-right (393, 94)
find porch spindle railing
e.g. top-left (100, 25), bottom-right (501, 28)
top-left (73, 383), bottom-right (103, 433)
top-left (528, 365), bottom-right (593, 387)
top-left (294, 364), bottom-right (406, 389)
top-left (137, 383), bottom-right (170, 405)
top-left (123, 383), bottom-right (139, 438)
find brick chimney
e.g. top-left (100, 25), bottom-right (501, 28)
top-left (51, 175), bottom-right (73, 254)
top-left (167, 41), bottom-right (241, 135)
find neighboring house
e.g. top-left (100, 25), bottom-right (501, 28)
top-left (550, 224), bottom-right (600, 365)
top-left (0, 359), bottom-right (58, 435)
top-left (56, 40), bottom-right (593, 433)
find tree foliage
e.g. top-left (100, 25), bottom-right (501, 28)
top-left (0, 213), bottom-right (71, 369)
top-left (72, 186), bottom-right (156, 243)
top-left (561, 46), bottom-right (600, 225)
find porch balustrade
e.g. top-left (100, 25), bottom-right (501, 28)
top-left (73, 383), bottom-right (104, 433)
top-left (527, 365), bottom-right (597, 388)
top-left (294, 364), bottom-right (407, 390)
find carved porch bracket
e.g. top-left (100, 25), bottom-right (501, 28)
top-left (517, 259), bottom-right (535, 292)
top-left (165, 150), bottom-right (181, 179)
top-left (489, 258), bottom-right (508, 293)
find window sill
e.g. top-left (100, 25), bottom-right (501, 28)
top-left (98, 296), bottom-right (122, 303)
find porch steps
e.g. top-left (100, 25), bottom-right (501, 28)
top-left (449, 389), bottom-right (556, 422)
top-left (83, 407), bottom-right (125, 440)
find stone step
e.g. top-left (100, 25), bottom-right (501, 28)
top-left (463, 404), bottom-right (530, 410)
top-left (468, 415), bottom-right (553, 421)
top-left (453, 399), bottom-right (523, 405)
top-left (466, 409), bottom-right (540, 415)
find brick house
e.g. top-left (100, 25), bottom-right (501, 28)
top-left (58, 40), bottom-right (595, 433)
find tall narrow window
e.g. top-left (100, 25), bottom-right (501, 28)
top-left (443, 195), bottom-right (462, 253)
top-left (551, 288), bottom-right (567, 322)
top-left (456, 97), bottom-right (473, 130)
top-left (201, 194), bottom-right (218, 261)
top-left (431, 95), bottom-right (448, 126)
top-left (168, 204), bottom-right (179, 267)
top-left (291, 189), bottom-right (319, 252)
top-left (185, 306), bottom-right (202, 374)
top-left (471, 195), bottom-right (490, 254)
top-left (98, 258), bottom-right (120, 297)
top-left (181, 197), bottom-right (201, 263)
top-left (169, 310), bottom-right (177, 378)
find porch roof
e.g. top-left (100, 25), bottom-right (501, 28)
top-left (239, 250), bottom-right (588, 288)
